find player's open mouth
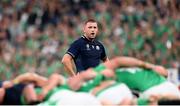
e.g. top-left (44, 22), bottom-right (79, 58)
top-left (91, 33), bottom-right (95, 35)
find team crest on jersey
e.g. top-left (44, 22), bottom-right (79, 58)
top-left (92, 45), bottom-right (94, 49)
top-left (86, 44), bottom-right (90, 50)
top-left (96, 46), bottom-right (100, 50)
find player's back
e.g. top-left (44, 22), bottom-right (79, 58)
top-left (115, 67), bottom-right (166, 92)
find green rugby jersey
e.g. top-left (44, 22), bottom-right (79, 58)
top-left (78, 74), bottom-right (104, 92)
top-left (115, 67), bottom-right (166, 92)
top-left (78, 64), bottom-right (117, 92)
top-left (78, 64), bottom-right (113, 92)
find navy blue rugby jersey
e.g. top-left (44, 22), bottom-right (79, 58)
top-left (67, 35), bottom-right (107, 72)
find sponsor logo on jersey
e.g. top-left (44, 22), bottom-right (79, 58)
top-left (92, 45), bottom-right (95, 49)
top-left (86, 44), bottom-right (90, 50)
top-left (96, 46), bottom-right (100, 50)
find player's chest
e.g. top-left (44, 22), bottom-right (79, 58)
top-left (80, 44), bottom-right (102, 56)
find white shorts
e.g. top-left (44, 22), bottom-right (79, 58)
top-left (142, 81), bottom-right (180, 99)
top-left (57, 92), bottom-right (102, 106)
top-left (96, 83), bottom-right (133, 105)
top-left (39, 89), bottom-right (101, 106)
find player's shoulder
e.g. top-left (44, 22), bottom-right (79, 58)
top-left (72, 37), bottom-right (85, 44)
top-left (94, 40), bottom-right (104, 47)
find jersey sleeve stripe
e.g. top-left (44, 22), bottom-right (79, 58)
top-left (67, 52), bottom-right (75, 58)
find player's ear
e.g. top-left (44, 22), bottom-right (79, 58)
top-left (83, 26), bottom-right (86, 33)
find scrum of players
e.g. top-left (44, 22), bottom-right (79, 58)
top-left (1, 56), bottom-right (180, 105)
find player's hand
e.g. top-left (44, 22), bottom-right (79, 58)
top-left (38, 89), bottom-right (48, 101)
top-left (81, 68), bottom-right (97, 80)
top-left (148, 94), bottom-right (158, 105)
top-left (2, 81), bottom-right (14, 89)
top-left (68, 69), bottom-right (97, 90)
top-left (101, 69), bottom-right (115, 78)
top-left (153, 65), bottom-right (168, 77)
top-left (67, 75), bottom-right (83, 91)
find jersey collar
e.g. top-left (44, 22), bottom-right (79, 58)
top-left (82, 35), bottom-right (95, 42)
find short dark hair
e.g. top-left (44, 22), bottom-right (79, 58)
top-left (84, 19), bottom-right (97, 25)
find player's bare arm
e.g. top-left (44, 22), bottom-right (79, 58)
top-left (61, 54), bottom-right (76, 76)
top-left (103, 56), bottom-right (168, 77)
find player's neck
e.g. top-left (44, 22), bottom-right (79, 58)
top-left (83, 34), bottom-right (94, 42)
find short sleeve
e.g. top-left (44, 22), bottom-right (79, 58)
top-left (67, 40), bottom-right (80, 59)
top-left (100, 44), bottom-right (107, 60)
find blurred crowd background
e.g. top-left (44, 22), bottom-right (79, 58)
top-left (0, 0), bottom-right (180, 80)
